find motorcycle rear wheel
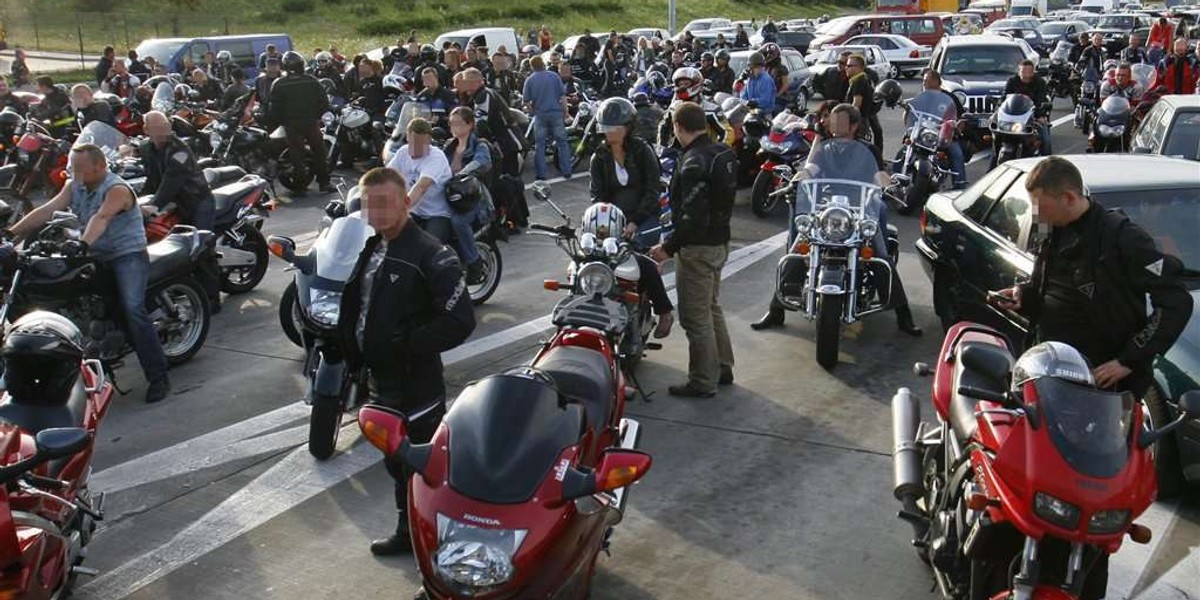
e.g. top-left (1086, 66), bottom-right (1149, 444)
top-left (750, 169), bottom-right (779, 217)
top-left (158, 278), bottom-right (211, 365)
top-left (219, 225), bottom-right (269, 294)
top-left (815, 293), bottom-right (843, 370)
top-left (308, 395), bottom-right (342, 460)
top-left (277, 150), bottom-right (315, 194)
top-left (468, 238), bottom-right (503, 306)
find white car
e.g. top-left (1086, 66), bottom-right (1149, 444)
top-left (807, 45), bottom-right (893, 98)
top-left (627, 28), bottom-right (668, 41)
top-left (675, 18), bottom-right (734, 40)
top-left (844, 34), bottom-right (932, 79)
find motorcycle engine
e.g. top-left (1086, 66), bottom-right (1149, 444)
top-left (59, 297), bottom-right (124, 360)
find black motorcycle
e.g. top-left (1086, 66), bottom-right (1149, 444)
top-left (322, 101), bottom-right (383, 168)
top-left (205, 93), bottom-right (314, 195)
top-left (1090, 95), bottom-right (1132, 153)
top-left (1073, 65), bottom-right (1102, 135)
top-left (989, 94), bottom-right (1043, 167)
top-left (890, 91), bottom-right (961, 216)
top-left (1047, 41), bottom-right (1075, 101)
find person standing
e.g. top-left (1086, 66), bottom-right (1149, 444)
top-left (649, 102), bottom-right (736, 397)
top-left (9, 49), bottom-right (31, 90)
top-left (522, 56), bottom-right (572, 181)
top-left (824, 51), bottom-right (852, 103)
top-left (267, 51), bottom-right (334, 194)
top-left (254, 57), bottom-right (281, 114)
top-left (845, 53), bottom-right (883, 152)
top-left (127, 50), bottom-right (150, 77)
top-left (1148, 17), bottom-right (1175, 51)
top-left (341, 167), bottom-right (475, 557)
top-left (94, 46), bottom-right (115, 86)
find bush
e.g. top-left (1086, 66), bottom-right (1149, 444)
top-left (281, 0), bottom-right (314, 12)
top-left (349, 3), bottom-right (377, 16)
top-left (508, 6), bottom-right (547, 20)
top-left (563, 0), bottom-right (624, 15)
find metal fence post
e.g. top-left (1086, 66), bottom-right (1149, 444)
top-left (32, 11), bottom-right (40, 51)
top-left (77, 15), bottom-right (86, 69)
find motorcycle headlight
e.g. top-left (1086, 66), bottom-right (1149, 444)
top-left (209, 132), bottom-right (222, 150)
top-left (917, 129), bottom-right (939, 148)
top-left (435, 513), bottom-right (526, 591)
top-left (308, 289), bottom-right (342, 326)
top-left (1087, 509), bottom-right (1130, 534)
top-left (859, 219), bottom-right (878, 240)
top-left (794, 214), bottom-right (814, 235)
top-left (1034, 491), bottom-right (1081, 530)
top-left (818, 206), bottom-right (854, 243)
top-left (321, 111), bottom-right (336, 127)
top-left (577, 262), bottom-right (615, 296)
top-left (1097, 124), bottom-right (1124, 137)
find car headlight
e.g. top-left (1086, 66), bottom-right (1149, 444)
top-left (321, 111), bottom-right (336, 127)
top-left (308, 289), bottom-right (342, 326)
top-left (859, 219), bottom-right (878, 240)
top-left (1087, 509), bottom-right (1130, 534)
top-left (577, 262), bottom-right (615, 296)
top-left (819, 206), bottom-right (854, 243)
top-left (435, 513), bottom-right (526, 591)
top-left (1034, 491), bottom-right (1080, 530)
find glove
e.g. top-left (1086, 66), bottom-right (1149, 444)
top-left (61, 239), bottom-right (89, 258)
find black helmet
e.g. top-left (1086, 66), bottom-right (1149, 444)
top-left (0, 107), bottom-right (25, 129)
top-left (420, 44), bottom-right (437, 63)
top-left (715, 49), bottom-right (731, 62)
top-left (630, 91), bottom-right (651, 107)
top-left (391, 45), bottom-right (409, 61)
top-left (596, 97), bottom-right (635, 132)
top-left (874, 78), bottom-right (903, 108)
top-left (445, 173), bottom-right (483, 208)
top-left (701, 51), bottom-right (714, 62)
top-left (282, 51), bottom-right (305, 75)
top-left (2, 311), bottom-right (85, 406)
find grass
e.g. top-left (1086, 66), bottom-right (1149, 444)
top-left (1, 0), bottom-right (858, 59)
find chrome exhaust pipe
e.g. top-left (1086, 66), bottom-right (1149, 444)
top-left (892, 387), bottom-right (923, 502)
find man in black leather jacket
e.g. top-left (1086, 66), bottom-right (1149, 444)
top-left (267, 51), bottom-right (333, 194)
top-left (1001, 60), bottom-right (1053, 165)
top-left (456, 68), bottom-right (519, 176)
top-left (338, 167), bottom-right (476, 556)
top-left (70, 84), bottom-right (116, 129)
top-left (136, 111), bottom-right (215, 229)
top-left (1078, 33), bottom-right (1108, 75)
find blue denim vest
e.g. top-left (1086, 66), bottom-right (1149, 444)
top-left (69, 172), bottom-right (146, 262)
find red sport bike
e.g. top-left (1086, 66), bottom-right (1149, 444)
top-left (891, 321), bottom-right (1199, 600)
top-left (358, 185), bottom-right (652, 600)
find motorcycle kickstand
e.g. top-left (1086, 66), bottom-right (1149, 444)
top-left (622, 364), bottom-right (653, 403)
top-left (601, 526), bottom-right (614, 557)
top-left (104, 363), bottom-right (130, 396)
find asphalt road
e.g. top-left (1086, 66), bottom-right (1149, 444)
top-left (65, 78), bottom-right (1199, 600)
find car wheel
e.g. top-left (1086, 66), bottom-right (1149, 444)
top-left (887, 64), bottom-right (900, 80)
top-left (1142, 386), bottom-right (1186, 499)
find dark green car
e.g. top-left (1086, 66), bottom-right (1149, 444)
top-left (915, 154), bottom-right (1200, 494)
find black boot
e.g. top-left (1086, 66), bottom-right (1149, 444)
top-left (750, 306), bottom-right (785, 331)
top-left (896, 305), bottom-right (923, 337)
top-left (370, 512), bottom-right (413, 556)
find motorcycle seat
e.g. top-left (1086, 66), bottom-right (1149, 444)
top-left (204, 166), bottom-right (247, 188)
top-left (536, 345), bottom-right (614, 434)
top-left (949, 342), bottom-right (1014, 441)
top-left (147, 234), bottom-right (193, 284)
top-left (212, 179), bottom-right (260, 215)
top-left (0, 377), bottom-right (88, 476)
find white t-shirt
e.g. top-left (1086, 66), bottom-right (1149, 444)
top-left (386, 145), bottom-right (453, 218)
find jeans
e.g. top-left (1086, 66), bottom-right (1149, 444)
top-left (371, 370), bottom-right (445, 511)
top-left (413, 215), bottom-right (452, 244)
top-left (944, 141), bottom-right (968, 189)
top-left (675, 244), bottom-right (734, 391)
top-left (449, 193), bottom-right (493, 265)
top-left (534, 113), bottom-right (572, 180)
top-left (108, 251), bottom-right (169, 382)
top-left (1036, 121), bottom-right (1053, 155)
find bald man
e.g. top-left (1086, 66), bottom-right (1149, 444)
top-left (455, 67), bottom-right (520, 176)
top-left (135, 111), bottom-right (215, 230)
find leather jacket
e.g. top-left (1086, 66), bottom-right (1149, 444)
top-left (589, 135), bottom-right (661, 225)
top-left (138, 134), bottom-right (214, 225)
top-left (663, 134), bottom-right (737, 255)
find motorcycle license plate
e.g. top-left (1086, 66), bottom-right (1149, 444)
top-left (977, 117), bottom-right (990, 128)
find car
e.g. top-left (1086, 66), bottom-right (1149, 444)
top-left (1086, 13), bottom-right (1155, 53)
top-left (434, 28), bottom-right (520, 57)
top-left (989, 25), bottom-right (1050, 55)
top-left (985, 17), bottom-right (1044, 32)
top-left (808, 14), bottom-right (945, 54)
top-left (773, 30), bottom-right (819, 55)
top-left (627, 28), bottom-right (668, 41)
top-left (1131, 95), bottom-right (1200, 161)
top-left (728, 48), bottom-right (813, 106)
top-left (928, 35), bottom-right (1039, 146)
top-left (941, 13), bottom-right (986, 35)
top-left (676, 18), bottom-right (734, 40)
top-left (915, 153), bottom-right (1200, 495)
top-left (1037, 20), bottom-right (1093, 46)
top-left (805, 45), bottom-right (893, 99)
top-left (135, 34), bottom-right (293, 80)
top-left (844, 34), bottom-right (932, 78)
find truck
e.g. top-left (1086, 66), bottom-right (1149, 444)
top-left (1009, 0), bottom-right (1049, 16)
top-left (875, 0), bottom-right (960, 15)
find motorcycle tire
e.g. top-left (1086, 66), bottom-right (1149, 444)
top-left (279, 280), bottom-right (303, 347)
top-left (157, 277), bottom-right (211, 365)
top-left (219, 225), bottom-right (269, 294)
top-left (750, 169), bottom-right (779, 217)
top-left (277, 149), bottom-right (315, 194)
top-left (308, 394), bottom-right (342, 460)
top-left (1142, 386), bottom-right (1185, 498)
top-left (898, 177), bottom-right (928, 216)
top-left (468, 238), bottom-right (503, 306)
top-left (815, 293), bottom-right (843, 370)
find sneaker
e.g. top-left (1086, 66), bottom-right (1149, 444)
top-left (465, 260), bottom-right (485, 285)
top-left (145, 376), bottom-right (171, 404)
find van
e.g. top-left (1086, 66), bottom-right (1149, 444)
top-left (808, 14), bottom-right (944, 53)
top-left (962, 0), bottom-right (1008, 24)
top-left (135, 34), bottom-right (292, 80)
top-left (1077, 0), bottom-right (1117, 12)
top-left (434, 28), bottom-right (520, 55)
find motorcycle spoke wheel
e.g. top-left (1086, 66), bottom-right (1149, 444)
top-left (468, 240), bottom-right (502, 306)
top-left (219, 227), bottom-right (269, 294)
top-left (158, 280), bottom-right (211, 365)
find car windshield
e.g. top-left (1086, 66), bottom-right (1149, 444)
top-left (1039, 22), bottom-right (1071, 35)
top-left (942, 45), bottom-right (1026, 76)
top-left (1097, 15), bottom-right (1136, 29)
top-left (818, 17), bottom-right (859, 36)
top-left (1095, 186), bottom-right (1200, 274)
top-left (812, 48), bottom-right (844, 64)
top-left (135, 39), bottom-right (186, 65)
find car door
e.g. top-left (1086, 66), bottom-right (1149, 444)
top-left (869, 48), bottom-right (891, 79)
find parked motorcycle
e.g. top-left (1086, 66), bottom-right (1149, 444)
top-left (206, 93), bottom-right (313, 195)
top-left (0, 120), bottom-right (71, 223)
top-left (890, 90), bottom-right (960, 216)
top-left (356, 187), bottom-right (652, 600)
top-left (892, 322), bottom-right (1200, 600)
top-left (1090, 95), bottom-right (1132, 153)
top-left (989, 94), bottom-right (1041, 166)
top-left (751, 110), bottom-right (814, 217)
top-left (323, 101), bottom-right (383, 168)
top-left (269, 187), bottom-right (371, 459)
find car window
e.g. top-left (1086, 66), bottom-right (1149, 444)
top-left (954, 166), bottom-right (1020, 221)
top-left (979, 173), bottom-right (1035, 247)
top-left (222, 41), bottom-right (255, 68)
top-left (786, 54), bottom-right (807, 72)
top-left (1133, 103), bottom-right (1168, 152)
top-left (190, 42), bottom-right (210, 63)
top-left (1162, 111), bottom-right (1200, 161)
top-left (1095, 187), bottom-right (1200, 271)
top-left (878, 37), bottom-right (898, 49)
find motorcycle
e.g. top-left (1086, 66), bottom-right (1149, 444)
top-left (205, 92), bottom-right (314, 195)
top-left (269, 187), bottom-right (372, 460)
top-left (1048, 41), bottom-right (1076, 101)
top-left (323, 101), bottom-right (384, 168)
top-left (891, 322), bottom-right (1200, 600)
top-left (1090, 95), bottom-right (1132, 153)
top-left (751, 110), bottom-right (814, 217)
top-left (989, 94), bottom-right (1042, 167)
top-left (1073, 65), bottom-right (1101, 134)
top-left (0, 120), bottom-right (71, 223)
top-left (0, 213), bottom-right (214, 370)
top-left (773, 178), bottom-right (900, 369)
top-left (356, 183), bottom-right (652, 600)
top-left (736, 102), bottom-right (771, 186)
top-left (890, 90), bottom-right (960, 216)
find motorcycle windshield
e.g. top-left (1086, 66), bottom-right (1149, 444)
top-left (770, 111), bottom-right (806, 132)
top-left (1129, 63), bottom-right (1156, 91)
top-left (803, 139), bottom-right (882, 190)
top-left (1035, 377), bottom-right (1133, 479)
top-left (794, 178), bottom-right (883, 222)
top-left (1051, 40), bottom-right (1073, 62)
top-left (151, 82), bottom-right (175, 114)
top-left (75, 121), bottom-right (127, 155)
top-left (445, 374), bottom-right (584, 504)
top-left (398, 101), bottom-right (434, 131)
top-left (906, 90), bottom-right (958, 147)
top-left (1098, 95), bottom-right (1131, 120)
top-left (313, 213), bottom-right (373, 282)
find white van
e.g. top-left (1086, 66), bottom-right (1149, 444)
top-left (434, 28), bottom-right (520, 54)
top-left (1077, 0), bottom-right (1117, 13)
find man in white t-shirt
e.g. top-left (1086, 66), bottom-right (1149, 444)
top-left (384, 117), bottom-right (454, 242)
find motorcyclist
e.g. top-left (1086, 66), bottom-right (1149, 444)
top-left (266, 51), bottom-right (334, 194)
top-left (0, 79), bottom-right (28, 115)
top-left (103, 60), bottom-right (141, 100)
top-left (213, 50), bottom-right (239, 88)
top-left (384, 117), bottom-right (454, 243)
top-left (760, 43), bottom-right (790, 107)
top-left (1100, 62), bottom-right (1143, 100)
top-left (658, 66), bottom-right (708, 147)
top-left (7, 144), bottom-right (171, 403)
top-left (32, 77), bottom-right (71, 122)
top-left (341, 167), bottom-right (475, 558)
top-left (1078, 33), bottom-right (1108, 75)
top-left (443, 106), bottom-right (495, 285)
top-left (918, 69), bottom-right (969, 190)
top-left (846, 53), bottom-right (883, 152)
top-left (631, 91), bottom-right (664, 143)
top-left (1157, 38), bottom-right (1200, 95)
top-left (254, 58), bottom-right (282, 115)
top-left (1148, 17), bottom-right (1175, 50)
top-left (71, 84), bottom-right (117, 129)
top-left (414, 66), bottom-right (458, 135)
top-left (311, 51), bottom-right (344, 96)
top-left (740, 52), bottom-right (777, 114)
top-left (415, 44), bottom-right (451, 91)
top-left (707, 50), bottom-right (736, 95)
top-left (752, 103), bottom-right (922, 336)
top-left (351, 59), bottom-right (386, 118)
top-left (488, 53), bottom-right (521, 104)
top-left (217, 68), bottom-right (250, 112)
top-left (1067, 31), bottom-right (1090, 65)
top-left (257, 43), bottom-right (281, 71)
top-left (1120, 34), bottom-right (1150, 65)
top-left (133, 110), bottom-right (216, 230)
top-left (699, 52), bottom-right (717, 82)
top-left (590, 98), bottom-right (664, 246)
top-left (455, 67), bottom-right (520, 176)
top-left (569, 44), bottom-right (597, 84)
top-left (1002, 59), bottom-right (1053, 162)
top-left (190, 69), bottom-right (222, 103)
top-left (581, 202), bottom-right (675, 339)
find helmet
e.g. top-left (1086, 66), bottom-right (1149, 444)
top-left (315, 51), bottom-right (333, 66)
top-left (596, 97), bottom-right (636, 132)
top-left (715, 49), bottom-right (731, 63)
top-left (672, 66), bottom-right (703, 101)
top-left (630, 91), bottom-right (651, 107)
top-left (318, 78), bottom-right (339, 98)
top-left (282, 51), bottom-right (306, 74)
top-left (216, 50), bottom-right (232, 63)
top-left (390, 45), bottom-right (409, 61)
top-left (2, 311), bottom-right (85, 406)
top-left (522, 44), bottom-right (539, 55)
top-left (0, 107), bottom-right (25, 130)
top-left (580, 203), bottom-right (626, 240)
top-left (1011, 341), bottom-right (1096, 392)
top-left (760, 42), bottom-right (781, 64)
top-left (747, 51), bottom-right (765, 68)
top-left (874, 78), bottom-right (903, 108)
top-left (445, 173), bottom-right (483, 209)
top-left (420, 44), bottom-right (437, 63)
top-left (173, 83), bottom-right (196, 102)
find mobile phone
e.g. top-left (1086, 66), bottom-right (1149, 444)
top-left (987, 290), bottom-right (1013, 305)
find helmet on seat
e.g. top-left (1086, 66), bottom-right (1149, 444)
top-left (580, 203), bottom-right (626, 240)
top-left (596, 97), bottom-right (636, 132)
top-left (2, 311), bottom-right (85, 406)
top-left (1011, 341), bottom-right (1096, 391)
top-left (445, 173), bottom-right (483, 209)
top-left (282, 51), bottom-right (306, 75)
top-left (672, 66), bottom-right (703, 101)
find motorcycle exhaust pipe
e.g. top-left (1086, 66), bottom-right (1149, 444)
top-left (892, 387), bottom-right (924, 502)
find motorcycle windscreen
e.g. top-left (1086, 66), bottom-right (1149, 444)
top-left (995, 94), bottom-right (1035, 133)
top-left (1035, 377), bottom-right (1133, 479)
top-left (794, 177), bottom-right (884, 242)
top-left (152, 82), bottom-right (175, 114)
top-left (313, 214), bottom-right (374, 283)
top-left (905, 90), bottom-right (958, 147)
top-left (444, 374), bottom-right (584, 504)
top-left (1129, 63), bottom-right (1156, 92)
top-left (1051, 40), bottom-right (1073, 63)
top-left (75, 121), bottom-right (127, 154)
top-left (397, 101), bottom-right (434, 133)
top-left (1097, 95), bottom-right (1131, 123)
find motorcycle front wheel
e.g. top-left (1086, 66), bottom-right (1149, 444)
top-left (276, 149), bottom-right (315, 194)
top-left (279, 281), bottom-right (303, 347)
top-left (156, 278), bottom-right (211, 365)
top-left (468, 238), bottom-right (503, 305)
top-left (898, 174), bottom-right (929, 216)
top-left (308, 394), bottom-right (342, 460)
top-left (219, 224), bottom-right (269, 294)
top-left (815, 293), bottom-right (843, 370)
top-left (750, 169), bottom-right (779, 217)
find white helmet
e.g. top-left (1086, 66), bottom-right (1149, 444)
top-left (581, 203), bottom-right (626, 240)
top-left (316, 51), bottom-right (333, 65)
top-left (672, 66), bottom-right (703, 101)
top-left (216, 50), bottom-right (232, 62)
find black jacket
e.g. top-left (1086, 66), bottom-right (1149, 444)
top-left (218, 82), bottom-right (250, 112)
top-left (664, 134), bottom-right (736, 255)
top-left (1021, 202), bottom-right (1193, 384)
top-left (0, 94), bottom-right (27, 116)
top-left (1004, 75), bottom-right (1051, 117)
top-left (1078, 45), bottom-right (1108, 74)
top-left (353, 75), bottom-right (385, 117)
top-left (254, 74), bottom-right (278, 115)
top-left (77, 101), bottom-right (116, 128)
top-left (195, 78), bottom-right (223, 102)
top-left (94, 57), bottom-right (113, 86)
top-left (267, 73), bottom-right (329, 127)
top-left (34, 88), bottom-right (71, 121)
top-left (589, 135), bottom-right (661, 225)
top-left (467, 86), bottom-right (513, 147)
top-left (339, 222), bottom-right (476, 404)
top-left (706, 65), bottom-right (736, 95)
top-left (138, 134), bottom-right (214, 225)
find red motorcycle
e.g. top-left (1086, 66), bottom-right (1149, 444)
top-left (891, 322), bottom-right (1199, 600)
top-left (0, 313), bottom-right (114, 597)
top-left (357, 185), bottom-right (652, 600)
top-left (0, 121), bottom-right (71, 224)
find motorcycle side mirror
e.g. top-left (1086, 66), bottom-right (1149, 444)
top-left (34, 427), bottom-right (90, 461)
top-left (267, 235), bottom-right (296, 262)
top-left (1138, 390), bottom-right (1200, 449)
top-left (560, 449), bottom-right (653, 501)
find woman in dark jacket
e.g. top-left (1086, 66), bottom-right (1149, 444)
top-left (443, 106), bottom-right (494, 284)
